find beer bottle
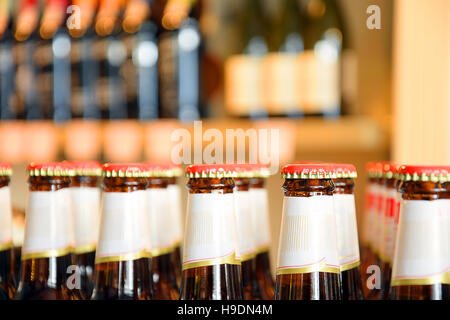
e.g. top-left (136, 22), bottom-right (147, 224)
top-left (275, 163), bottom-right (341, 300)
top-left (248, 164), bottom-right (275, 300)
top-left (330, 163), bottom-right (363, 300)
top-left (92, 163), bottom-right (152, 300)
top-left (231, 164), bottom-right (263, 300)
top-left (360, 162), bottom-right (378, 294)
top-left (376, 162), bottom-right (399, 299)
top-left (66, 161), bottom-right (102, 299)
top-left (390, 165), bottom-right (450, 300)
top-left (16, 162), bottom-right (83, 300)
top-left (0, 162), bottom-right (15, 300)
top-left (145, 163), bottom-right (179, 300)
top-left (180, 164), bottom-right (243, 300)
top-left (363, 161), bottom-right (384, 299)
top-left (166, 164), bottom-right (184, 288)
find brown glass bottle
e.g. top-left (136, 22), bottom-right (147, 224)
top-left (0, 163), bottom-right (15, 300)
top-left (234, 175), bottom-right (262, 300)
top-left (249, 176), bottom-right (275, 300)
top-left (275, 164), bottom-right (341, 300)
top-left (375, 164), bottom-right (399, 300)
top-left (16, 163), bottom-right (83, 300)
top-left (389, 165), bottom-right (450, 300)
top-left (180, 164), bottom-right (243, 300)
top-left (146, 175), bottom-right (179, 300)
top-left (360, 162), bottom-right (382, 298)
top-left (330, 163), bottom-right (363, 300)
top-left (366, 167), bottom-right (385, 300)
top-left (91, 164), bottom-right (152, 300)
top-left (167, 176), bottom-right (183, 288)
top-left (67, 161), bottom-right (102, 299)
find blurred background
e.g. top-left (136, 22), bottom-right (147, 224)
top-left (0, 0), bottom-right (449, 271)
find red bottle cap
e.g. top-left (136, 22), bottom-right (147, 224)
top-left (64, 160), bottom-right (102, 176)
top-left (186, 164), bottom-right (236, 178)
top-left (281, 163), bottom-right (332, 179)
top-left (398, 165), bottom-right (450, 183)
top-left (228, 163), bottom-right (271, 178)
top-left (144, 162), bottom-right (183, 178)
top-left (102, 163), bottom-right (150, 178)
top-left (27, 162), bottom-right (74, 177)
top-left (329, 163), bottom-right (358, 179)
top-left (0, 162), bottom-right (13, 176)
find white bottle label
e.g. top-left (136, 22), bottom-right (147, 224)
top-left (22, 189), bottom-right (72, 260)
top-left (167, 184), bottom-right (183, 245)
top-left (0, 186), bottom-right (13, 251)
top-left (333, 194), bottom-right (360, 271)
top-left (146, 188), bottom-right (175, 257)
top-left (182, 193), bottom-right (240, 270)
top-left (96, 191), bottom-right (149, 263)
top-left (234, 190), bottom-right (256, 261)
top-left (391, 199), bottom-right (450, 286)
top-left (71, 187), bottom-right (100, 254)
top-left (277, 196), bottom-right (340, 275)
top-left (249, 188), bottom-right (271, 253)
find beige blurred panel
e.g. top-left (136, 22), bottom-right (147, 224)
top-left (392, 0), bottom-right (450, 164)
top-left (64, 120), bottom-right (103, 160)
top-left (103, 120), bottom-right (144, 162)
top-left (339, 0), bottom-right (392, 119)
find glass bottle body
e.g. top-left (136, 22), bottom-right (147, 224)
top-left (91, 176), bottom-right (152, 300)
top-left (235, 177), bottom-right (262, 300)
top-left (275, 178), bottom-right (341, 300)
top-left (147, 177), bottom-right (179, 300)
top-left (70, 175), bottom-right (99, 299)
top-left (180, 178), bottom-right (243, 300)
top-left (333, 178), bottom-right (363, 300)
top-left (16, 176), bottom-right (83, 300)
top-left (389, 181), bottom-right (450, 300)
top-left (249, 177), bottom-right (275, 300)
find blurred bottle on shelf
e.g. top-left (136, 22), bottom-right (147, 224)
top-left (298, 0), bottom-right (343, 117)
top-left (158, 0), bottom-right (203, 121)
top-left (224, 0), bottom-right (269, 119)
top-left (65, 0), bottom-right (103, 161)
top-left (262, 0), bottom-right (305, 117)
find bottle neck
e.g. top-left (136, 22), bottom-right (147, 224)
top-left (187, 177), bottom-right (234, 194)
top-left (70, 175), bottom-right (99, 188)
top-left (282, 178), bottom-right (334, 196)
top-left (0, 176), bottom-right (10, 188)
top-left (148, 177), bottom-right (169, 189)
top-left (333, 178), bottom-right (354, 194)
top-left (101, 176), bottom-right (148, 192)
top-left (28, 176), bottom-right (71, 191)
top-left (234, 177), bottom-right (250, 191)
top-left (399, 181), bottom-right (450, 200)
top-left (249, 177), bottom-right (265, 189)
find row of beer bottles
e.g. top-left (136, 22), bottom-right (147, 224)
top-left (0, 161), bottom-right (186, 299)
top-left (360, 162), bottom-right (450, 300)
top-left (0, 0), bottom-right (205, 123)
top-left (0, 161), bottom-right (276, 300)
top-left (182, 163), bottom-right (363, 300)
